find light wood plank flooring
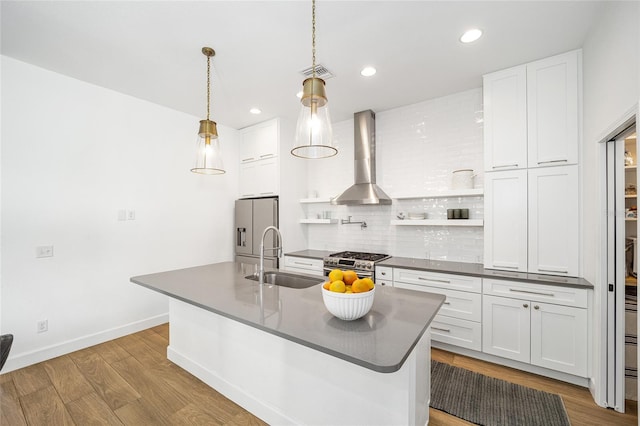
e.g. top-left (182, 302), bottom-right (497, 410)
top-left (0, 324), bottom-right (637, 425)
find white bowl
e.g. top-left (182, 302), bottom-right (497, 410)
top-left (321, 286), bottom-right (375, 321)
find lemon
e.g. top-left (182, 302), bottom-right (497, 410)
top-left (361, 277), bottom-right (375, 290)
top-left (352, 279), bottom-right (369, 293)
top-left (328, 269), bottom-right (344, 282)
top-left (343, 270), bottom-right (358, 285)
top-left (329, 280), bottom-right (346, 293)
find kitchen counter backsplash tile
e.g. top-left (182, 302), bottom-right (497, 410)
top-left (306, 88), bottom-right (484, 263)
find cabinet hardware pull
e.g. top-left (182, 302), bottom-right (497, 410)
top-left (242, 158), bottom-right (254, 162)
top-left (492, 263), bottom-right (519, 269)
top-left (537, 159), bottom-right (567, 165)
top-left (534, 305), bottom-right (540, 310)
top-left (537, 268), bottom-right (568, 274)
top-left (492, 164), bottom-right (519, 169)
top-left (523, 303), bottom-right (529, 308)
top-left (294, 262), bottom-right (313, 266)
top-left (381, 271), bottom-right (387, 275)
top-left (259, 154), bottom-right (274, 158)
top-left (432, 327), bottom-right (451, 333)
top-left (418, 277), bottom-right (450, 283)
top-left (443, 301), bottom-right (451, 305)
top-left (509, 288), bottom-right (555, 297)
top-left (260, 192), bottom-right (274, 195)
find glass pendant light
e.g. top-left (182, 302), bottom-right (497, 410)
top-left (291, 0), bottom-right (337, 159)
top-left (191, 47), bottom-right (225, 175)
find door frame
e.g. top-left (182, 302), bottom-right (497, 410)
top-left (596, 105), bottom-right (638, 410)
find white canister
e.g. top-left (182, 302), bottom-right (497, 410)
top-left (452, 169), bottom-right (475, 190)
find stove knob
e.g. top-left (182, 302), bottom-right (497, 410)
top-left (366, 264), bottom-right (372, 269)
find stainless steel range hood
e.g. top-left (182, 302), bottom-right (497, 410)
top-left (331, 110), bottom-right (392, 205)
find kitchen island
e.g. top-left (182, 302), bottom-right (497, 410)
top-left (131, 261), bottom-right (445, 426)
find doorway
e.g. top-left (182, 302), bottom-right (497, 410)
top-left (604, 121), bottom-right (637, 412)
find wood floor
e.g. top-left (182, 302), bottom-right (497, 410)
top-left (0, 324), bottom-right (637, 425)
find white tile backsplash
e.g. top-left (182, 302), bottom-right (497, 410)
top-left (305, 88), bottom-right (484, 263)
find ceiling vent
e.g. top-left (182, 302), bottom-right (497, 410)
top-left (299, 64), bottom-right (334, 80)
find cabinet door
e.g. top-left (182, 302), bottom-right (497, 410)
top-left (528, 165), bottom-right (579, 276)
top-left (482, 295), bottom-right (531, 363)
top-left (239, 162), bottom-right (258, 198)
top-left (527, 50), bottom-right (579, 168)
top-left (484, 170), bottom-right (528, 271)
top-left (255, 157), bottom-right (279, 197)
top-left (240, 128), bottom-right (258, 163)
top-left (530, 302), bottom-right (587, 377)
top-left (255, 120), bottom-right (279, 160)
top-left (483, 65), bottom-right (527, 171)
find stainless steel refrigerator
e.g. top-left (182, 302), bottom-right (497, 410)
top-left (235, 197), bottom-right (279, 268)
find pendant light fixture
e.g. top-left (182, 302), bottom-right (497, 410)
top-left (291, 0), bottom-right (337, 159)
top-left (191, 47), bottom-right (225, 175)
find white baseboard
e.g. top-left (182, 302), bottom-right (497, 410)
top-left (432, 341), bottom-right (590, 388)
top-left (0, 313), bottom-right (169, 374)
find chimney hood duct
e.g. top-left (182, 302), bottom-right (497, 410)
top-left (331, 110), bottom-right (392, 205)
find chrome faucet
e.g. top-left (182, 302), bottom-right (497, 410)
top-left (259, 226), bottom-right (283, 286)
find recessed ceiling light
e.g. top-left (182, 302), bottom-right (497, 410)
top-left (360, 66), bottom-right (377, 77)
top-left (460, 28), bottom-right (483, 43)
top-left (249, 108), bottom-right (262, 114)
top-left (296, 91), bottom-right (303, 99)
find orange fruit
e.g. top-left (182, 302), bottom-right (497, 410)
top-left (329, 280), bottom-right (346, 293)
top-left (361, 277), bottom-right (375, 290)
top-left (352, 279), bottom-right (369, 293)
top-left (343, 270), bottom-right (358, 285)
top-left (328, 269), bottom-right (344, 283)
top-left (322, 281), bottom-right (331, 290)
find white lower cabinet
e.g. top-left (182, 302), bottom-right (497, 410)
top-left (282, 256), bottom-right (323, 276)
top-left (482, 279), bottom-right (588, 377)
top-left (375, 266), bottom-right (393, 287)
top-left (393, 268), bottom-right (482, 351)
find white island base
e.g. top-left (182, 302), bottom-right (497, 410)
top-left (167, 299), bottom-right (431, 426)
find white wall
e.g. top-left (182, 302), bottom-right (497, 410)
top-left (0, 56), bottom-right (238, 372)
top-left (581, 1), bottom-right (639, 405)
top-left (305, 88), bottom-right (484, 262)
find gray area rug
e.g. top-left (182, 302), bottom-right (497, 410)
top-left (430, 360), bottom-right (571, 426)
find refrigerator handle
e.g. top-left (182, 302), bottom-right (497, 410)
top-left (237, 227), bottom-right (246, 247)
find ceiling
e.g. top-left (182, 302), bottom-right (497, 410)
top-left (1, 1), bottom-right (605, 130)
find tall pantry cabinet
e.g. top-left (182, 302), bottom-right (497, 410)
top-left (483, 50), bottom-right (581, 277)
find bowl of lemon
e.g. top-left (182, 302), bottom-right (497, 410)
top-left (322, 269), bottom-right (375, 321)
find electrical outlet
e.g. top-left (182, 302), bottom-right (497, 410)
top-left (127, 209), bottom-right (136, 220)
top-left (36, 245), bottom-right (54, 258)
top-left (117, 209), bottom-right (127, 221)
top-left (37, 319), bottom-right (48, 333)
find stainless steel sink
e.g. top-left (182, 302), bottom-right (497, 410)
top-left (245, 271), bottom-right (324, 289)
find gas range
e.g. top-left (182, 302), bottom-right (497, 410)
top-left (323, 251), bottom-right (391, 277)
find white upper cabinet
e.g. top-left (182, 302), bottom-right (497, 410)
top-left (483, 65), bottom-right (528, 171)
top-left (238, 118), bottom-right (280, 198)
top-left (484, 169), bottom-right (528, 272)
top-left (483, 50), bottom-right (580, 171)
top-left (528, 165), bottom-right (579, 276)
top-left (240, 118), bottom-right (279, 163)
top-left (527, 51), bottom-right (579, 168)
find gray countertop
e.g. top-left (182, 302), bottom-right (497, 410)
top-left (131, 262), bottom-right (445, 373)
top-left (284, 249), bottom-right (334, 259)
top-left (378, 257), bottom-right (593, 289)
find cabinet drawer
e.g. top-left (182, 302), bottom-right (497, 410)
top-left (483, 279), bottom-right (587, 308)
top-left (393, 268), bottom-right (481, 293)
top-left (283, 256), bottom-right (323, 274)
top-left (431, 315), bottom-right (482, 352)
top-left (376, 266), bottom-right (393, 280)
top-left (394, 282), bottom-right (481, 322)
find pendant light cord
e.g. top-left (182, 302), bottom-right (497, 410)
top-left (206, 54), bottom-right (211, 121)
top-left (311, 0), bottom-right (316, 79)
